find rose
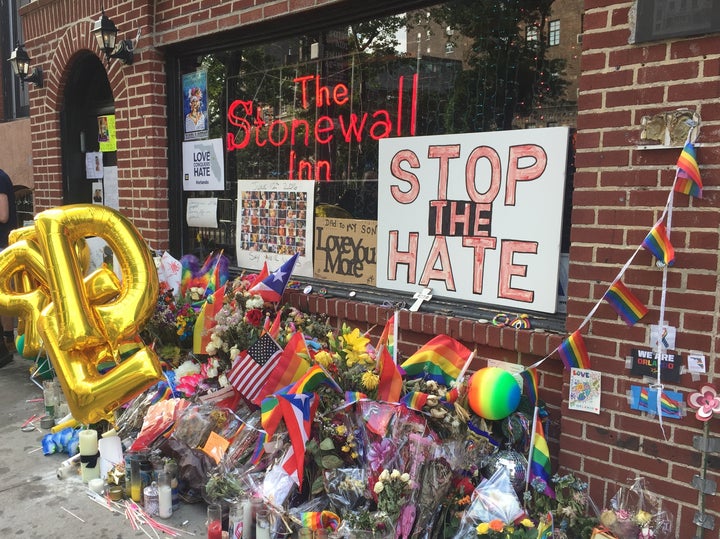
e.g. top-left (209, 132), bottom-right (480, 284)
top-left (244, 308), bottom-right (263, 326)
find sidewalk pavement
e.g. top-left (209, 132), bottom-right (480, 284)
top-left (0, 354), bottom-right (207, 538)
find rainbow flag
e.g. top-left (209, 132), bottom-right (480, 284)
top-left (402, 391), bottom-right (429, 411)
top-left (529, 418), bottom-right (555, 498)
top-left (519, 368), bottom-right (539, 408)
top-left (642, 222), bottom-right (675, 267)
top-left (400, 334), bottom-right (471, 386)
top-left (636, 387), bottom-right (682, 419)
top-left (344, 391), bottom-right (368, 404)
top-left (604, 280), bottom-right (648, 326)
top-left (283, 363), bottom-right (342, 395)
top-left (253, 332), bottom-right (311, 405)
top-left (376, 312), bottom-right (396, 359)
top-left (300, 511), bottom-right (341, 531)
top-left (557, 331), bottom-right (590, 370)
top-left (674, 141), bottom-right (702, 198)
top-left (377, 345), bottom-right (404, 403)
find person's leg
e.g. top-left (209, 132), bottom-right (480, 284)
top-left (1, 315), bottom-right (13, 352)
top-left (0, 316), bottom-right (11, 368)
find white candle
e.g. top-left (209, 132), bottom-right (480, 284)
top-left (242, 499), bottom-right (253, 539)
top-left (78, 429), bottom-right (98, 454)
top-left (79, 429), bottom-right (100, 483)
top-left (157, 484), bottom-right (172, 518)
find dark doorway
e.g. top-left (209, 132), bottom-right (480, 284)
top-left (60, 52), bottom-right (115, 204)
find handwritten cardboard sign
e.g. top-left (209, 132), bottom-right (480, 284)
top-left (377, 127), bottom-right (570, 313)
top-left (314, 218), bottom-right (377, 285)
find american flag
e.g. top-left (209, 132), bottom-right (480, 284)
top-left (227, 334), bottom-right (283, 402)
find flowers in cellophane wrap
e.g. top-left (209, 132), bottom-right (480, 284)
top-left (523, 472), bottom-right (598, 539)
top-left (598, 477), bottom-right (673, 539)
top-left (373, 468), bottom-right (411, 520)
top-left (141, 283), bottom-right (203, 357)
top-left (475, 518), bottom-right (536, 538)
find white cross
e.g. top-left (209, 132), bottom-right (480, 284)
top-left (409, 287), bottom-right (433, 312)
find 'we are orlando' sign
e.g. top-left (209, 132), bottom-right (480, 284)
top-left (377, 127), bottom-right (570, 314)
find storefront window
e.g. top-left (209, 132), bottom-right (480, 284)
top-left (180, 0), bottom-right (580, 316)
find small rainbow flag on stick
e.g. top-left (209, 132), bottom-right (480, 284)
top-left (674, 141), bottom-right (702, 198)
top-left (557, 330), bottom-right (590, 370)
top-left (519, 368), bottom-right (539, 408)
top-left (642, 222), bottom-right (675, 267)
top-left (604, 280), bottom-right (649, 326)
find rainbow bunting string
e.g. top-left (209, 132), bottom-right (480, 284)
top-left (642, 222), bottom-right (675, 267)
top-left (557, 331), bottom-right (590, 370)
top-left (674, 141), bottom-right (702, 198)
top-left (604, 280), bottom-right (649, 326)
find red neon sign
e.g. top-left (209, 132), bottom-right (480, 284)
top-left (227, 73), bottom-right (418, 181)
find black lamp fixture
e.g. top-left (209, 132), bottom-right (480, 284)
top-left (8, 43), bottom-right (43, 87)
top-left (92, 7), bottom-right (134, 65)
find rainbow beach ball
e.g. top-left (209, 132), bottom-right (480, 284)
top-left (467, 367), bottom-right (521, 420)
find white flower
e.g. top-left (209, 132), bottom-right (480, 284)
top-left (218, 374), bottom-right (229, 387)
top-left (245, 295), bottom-right (264, 309)
top-left (400, 473), bottom-right (410, 483)
top-left (379, 469), bottom-right (390, 482)
top-left (373, 481), bottom-right (385, 494)
top-left (390, 469), bottom-right (401, 480)
top-left (205, 341), bottom-right (218, 355)
top-left (175, 360), bottom-right (200, 378)
top-left (229, 346), bottom-right (240, 361)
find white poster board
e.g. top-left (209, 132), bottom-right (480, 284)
top-left (377, 127), bottom-right (569, 314)
top-left (182, 138), bottom-right (225, 191)
top-left (236, 179), bottom-right (314, 278)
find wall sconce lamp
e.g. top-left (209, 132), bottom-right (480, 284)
top-left (92, 8), bottom-right (134, 65)
top-left (8, 44), bottom-right (43, 87)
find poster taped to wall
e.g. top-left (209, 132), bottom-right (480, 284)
top-left (314, 218), bottom-right (377, 285)
top-left (182, 138), bottom-right (225, 191)
top-left (236, 179), bottom-right (314, 278)
top-left (182, 70), bottom-right (209, 141)
top-left (377, 127), bottom-right (570, 314)
top-left (98, 115), bottom-right (116, 152)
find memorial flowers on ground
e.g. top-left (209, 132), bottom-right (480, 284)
top-left (125, 258), bottom-right (605, 538)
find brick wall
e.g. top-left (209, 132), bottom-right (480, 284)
top-left (569, 0), bottom-right (720, 533)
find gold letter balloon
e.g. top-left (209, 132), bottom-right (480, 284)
top-left (0, 205), bottom-right (162, 424)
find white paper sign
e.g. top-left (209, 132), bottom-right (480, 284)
top-left (186, 198), bottom-right (218, 228)
top-left (377, 127), bottom-right (570, 313)
top-left (85, 152), bottom-right (104, 179)
top-left (103, 166), bottom-right (119, 210)
top-left (182, 138), bottom-right (224, 191)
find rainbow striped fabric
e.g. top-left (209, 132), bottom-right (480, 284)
top-left (604, 280), bottom-right (649, 326)
top-left (400, 334), bottom-right (471, 386)
top-left (674, 141), bottom-right (703, 198)
top-left (642, 222), bottom-right (675, 267)
top-left (557, 330), bottom-right (590, 370)
top-left (520, 368), bottom-right (539, 408)
top-left (377, 345), bottom-right (403, 403)
top-left (529, 418), bottom-right (555, 498)
top-left (402, 391), bottom-right (429, 411)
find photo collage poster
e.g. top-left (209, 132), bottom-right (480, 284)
top-left (236, 180), bottom-right (314, 278)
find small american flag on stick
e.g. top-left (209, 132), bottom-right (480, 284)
top-left (227, 334), bottom-right (282, 402)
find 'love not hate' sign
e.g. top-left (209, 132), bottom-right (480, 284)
top-left (376, 127), bottom-right (570, 314)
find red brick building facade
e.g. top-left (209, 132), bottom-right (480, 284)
top-left (17, 1), bottom-right (720, 535)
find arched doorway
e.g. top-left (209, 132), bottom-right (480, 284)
top-left (60, 52), bottom-right (114, 204)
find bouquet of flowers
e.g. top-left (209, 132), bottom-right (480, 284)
top-left (599, 477), bottom-right (673, 539)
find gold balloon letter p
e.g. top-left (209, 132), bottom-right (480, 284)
top-left (0, 205), bottom-right (162, 425)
